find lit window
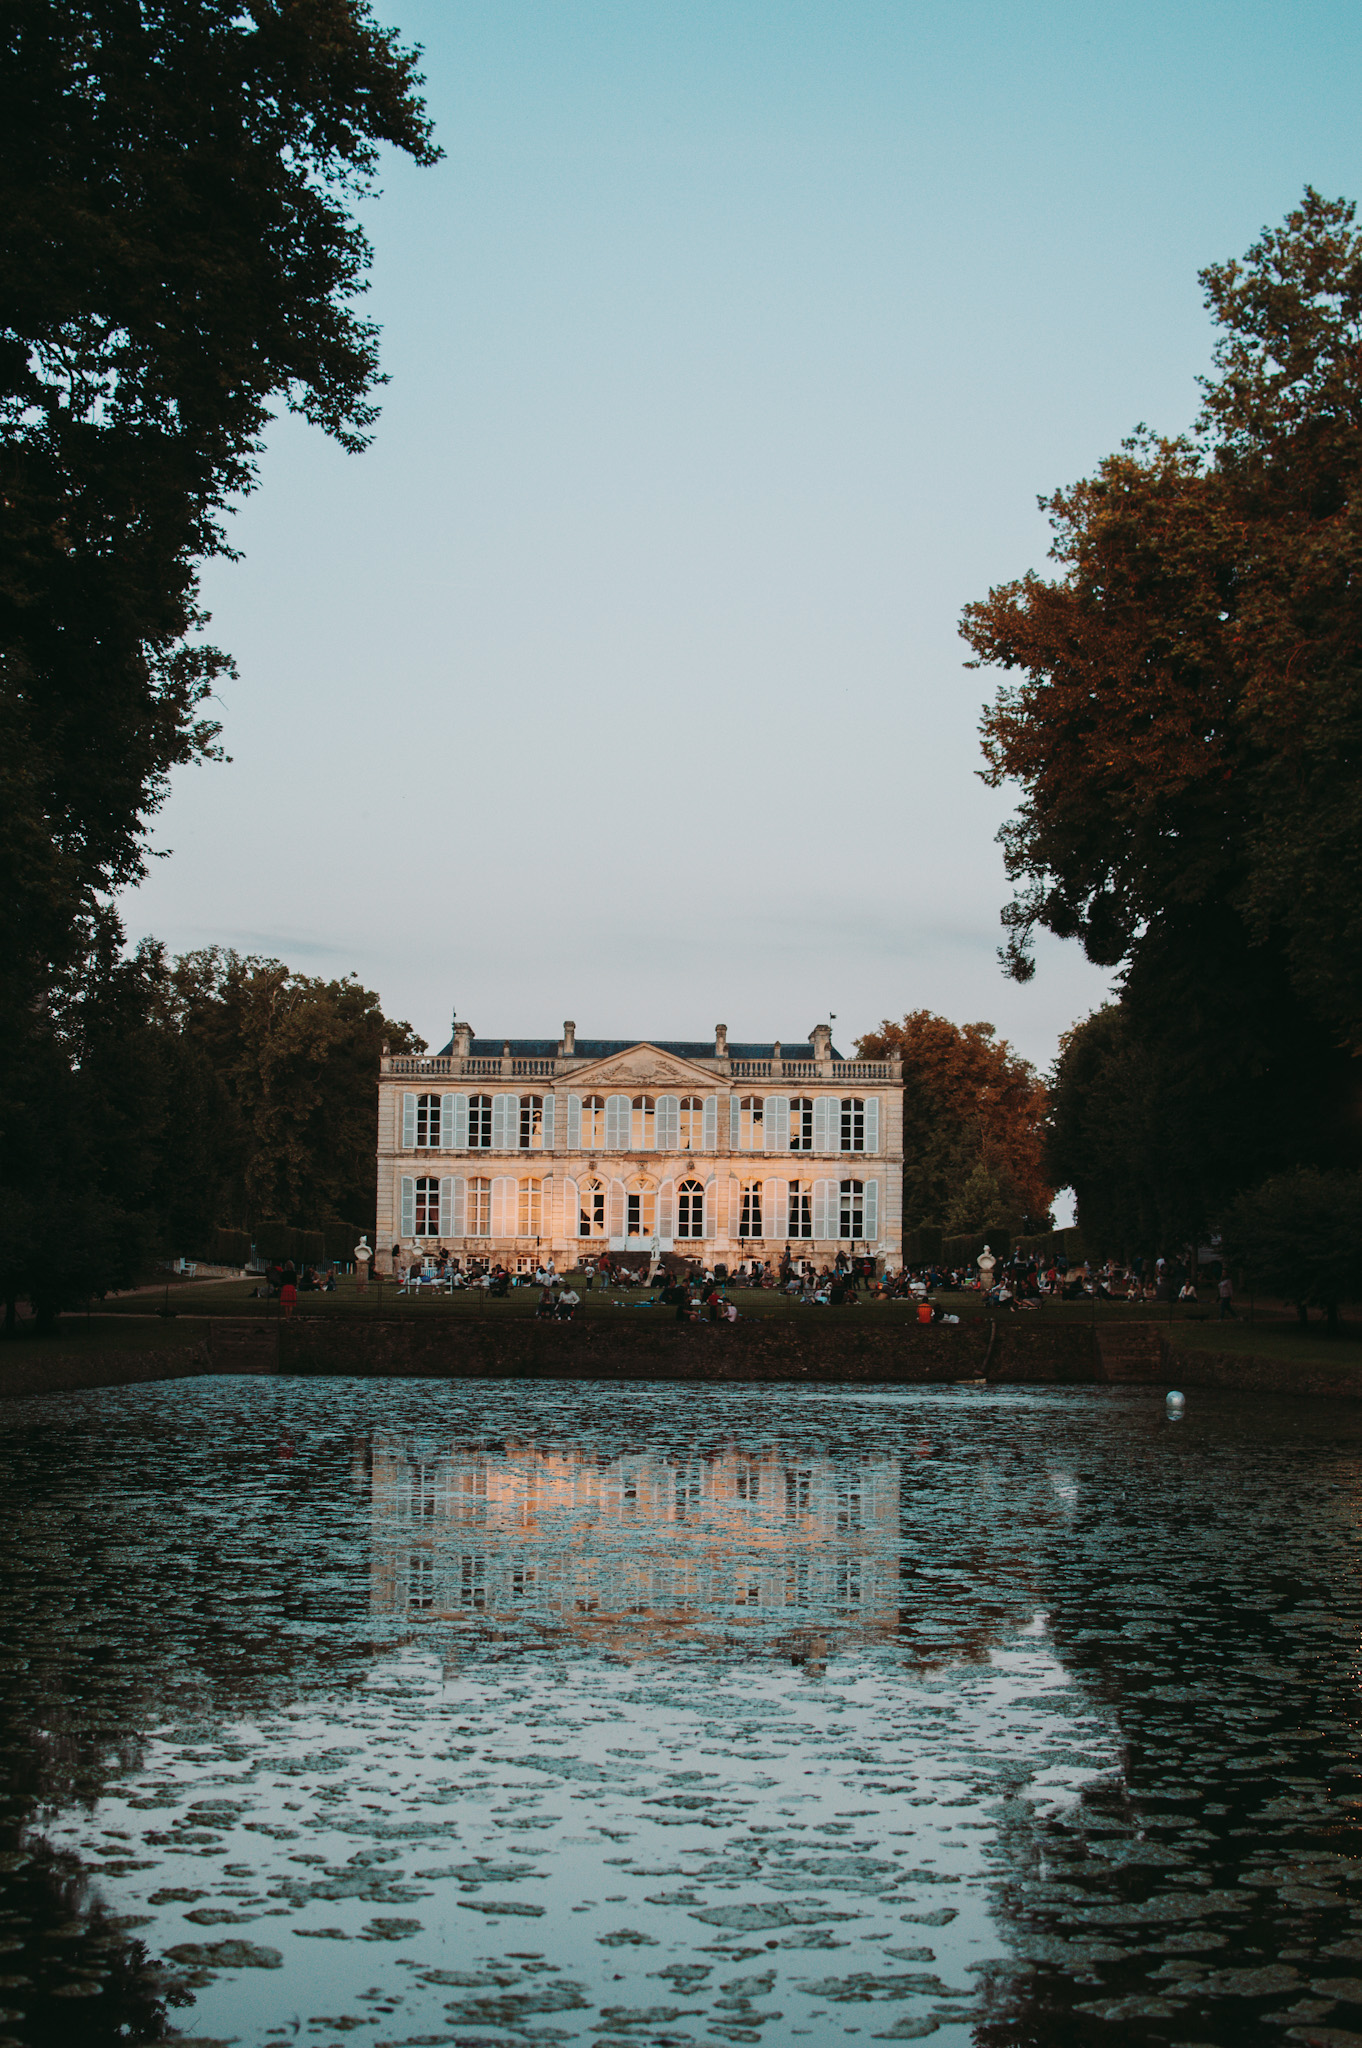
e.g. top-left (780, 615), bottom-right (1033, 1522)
top-left (678, 1097), bottom-right (704, 1148)
top-left (579, 1176), bottom-right (606, 1238)
top-left (739, 1181), bottom-right (763, 1238)
top-left (677, 1178), bottom-right (705, 1238)
top-left (627, 1180), bottom-right (656, 1237)
top-left (468, 1095), bottom-right (493, 1148)
top-left (788, 1181), bottom-right (812, 1238)
top-left (581, 1095), bottom-right (606, 1147)
top-left (790, 1098), bottom-right (814, 1151)
top-left (631, 1096), bottom-right (655, 1148)
top-left (839, 1179), bottom-right (864, 1238)
top-left (520, 1096), bottom-right (545, 1149)
top-left (414, 1176), bottom-right (439, 1236)
top-left (409, 1461), bottom-right (439, 1520)
top-left (739, 1096), bottom-right (764, 1149)
top-left (519, 1177), bottom-right (542, 1235)
top-left (841, 1098), bottom-right (865, 1152)
top-left (736, 1461), bottom-right (761, 1501)
top-left (467, 1178), bottom-right (491, 1235)
top-left (416, 1093), bottom-right (441, 1147)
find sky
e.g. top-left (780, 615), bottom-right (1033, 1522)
top-left (123, 0), bottom-right (1362, 1088)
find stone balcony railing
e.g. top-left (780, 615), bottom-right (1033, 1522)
top-left (381, 1054), bottom-right (899, 1083)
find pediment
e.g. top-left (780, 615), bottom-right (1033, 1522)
top-left (566, 1043), bottom-right (719, 1091)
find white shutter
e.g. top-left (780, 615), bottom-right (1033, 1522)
top-left (400, 1175), bottom-right (416, 1236)
top-left (567, 1094), bottom-right (582, 1148)
top-left (608, 1178), bottom-right (626, 1240)
top-left (564, 1177), bottom-right (578, 1238)
top-left (402, 1093), bottom-right (417, 1148)
top-left (728, 1176), bottom-right (740, 1239)
top-left (766, 1177), bottom-right (788, 1241)
top-left (815, 1096), bottom-right (842, 1154)
top-left (703, 1095), bottom-right (718, 1149)
top-left (656, 1096), bottom-right (679, 1150)
top-left (450, 1175), bottom-right (466, 1236)
top-left (605, 1094), bottom-right (630, 1149)
top-left (658, 1179), bottom-right (675, 1242)
top-left (812, 1178), bottom-right (832, 1241)
top-left (765, 1096), bottom-right (790, 1151)
top-left (702, 1178), bottom-right (717, 1239)
top-left (864, 1096), bottom-right (880, 1153)
top-left (439, 1095), bottom-right (454, 1147)
top-left (729, 1095), bottom-right (742, 1148)
top-left (439, 1175), bottom-right (455, 1235)
top-left (491, 1175), bottom-right (515, 1238)
top-left (452, 1093), bottom-right (469, 1148)
top-left (864, 1178), bottom-right (879, 1243)
top-left (541, 1095), bottom-right (556, 1149)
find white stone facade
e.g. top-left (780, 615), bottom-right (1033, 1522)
top-left (376, 1021), bottom-right (902, 1272)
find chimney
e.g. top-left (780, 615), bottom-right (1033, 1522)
top-left (715, 1023), bottom-right (729, 1058)
top-left (452, 1020), bottom-right (473, 1058)
top-left (562, 1019), bottom-right (576, 1057)
top-left (810, 1023), bottom-right (832, 1066)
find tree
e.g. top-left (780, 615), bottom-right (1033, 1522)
top-left (855, 1011), bottom-right (1053, 1236)
top-left (1221, 1169), bottom-right (1362, 1327)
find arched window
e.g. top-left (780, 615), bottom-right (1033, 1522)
top-left (626, 1178), bottom-right (656, 1237)
top-left (839, 1179), bottom-right (864, 1238)
top-left (739, 1097), bottom-right (764, 1149)
top-left (631, 1097), bottom-right (655, 1148)
top-left (676, 1179), bottom-right (705, 1238)
top-left (520, 1096), bottom-right (545, 1149)
top-left (416, 1094), bottom-right (441, 1147)
top-left (841, 1098), bottom-right (865, 1152)
top-left (788, 1181), bottom-right (812, 1238)
top-left (467, 1178), bottom-right (491, 1235)
top-left (582, 1096), bottom-right (606, 1148)
top-left (678, 1097), bottom-right (704, 1149)
top-left (468, 1095), bottom-right (493, 1148)
top-left (790, 1098), bottom-right (814, 1151)
top-left (578, 1176), bottom-right (606, 1238)
top-left (739, 1181), bottom-right (763, 1238)
top-left (414, 1176), bottom-right (440, 1236)
top-left (519, 1178), bottom-right (542, 1235)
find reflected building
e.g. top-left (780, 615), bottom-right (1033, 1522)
top-left (370, 1434), bottom-right (901, 1659)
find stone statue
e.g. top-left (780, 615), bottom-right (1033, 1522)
top-left (354, 1234), bottom-right (372, 1293)
top-left (976, 1243), bottom-right (996, 1285)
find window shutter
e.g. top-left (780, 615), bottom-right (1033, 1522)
top-left (703, 1095), bottom-right (718, 1149)
top-left (452, 1093), bottom-right (469, 1148)
top-left (812, 1096), bottom-right (828, 1153)
top-left (765, 1096), bottom-right (790, 1151)
top-left (490, 1094), bottom-right (507, 1148)
top-left (766, 1177), bottom-right (788, 1240)
top-left (658, 1178), bottom-right (675, 1241)
top-left (864, 1178), bottom-right (879, 1243)
top-left (567, 1094), bottom-right (582, 1148)
top-left (656, 1096), bottom-right (679, 1149)
top-left (702, 1178), bottom-right (717, 1239)
top-left (563, 1177), bottom-right (578, 1237)
top-left (400, 1175), bottom-right (416, 1236)
top-left (491, 1175), bottom-right (514, 1237)
top-left (812, 1178), bottom-right (832, 1240)
top-left (541, 1095), bottom-right (555, 1149)
top-left (728, 1176), bottom-right (740, 1237)
top-left (438, 1176), bottom-right (455, 1235)
top-left (605, 1094), bottom-right (629, 1149)
top-left (864, 1096), bottom-right (880, 1153)
top-left (450, 1176), bottom-right (465, 1236)
top-left (608, 1178), bottom-right (626, 1240)
top-left (402, 1093), bottom-right (417, 1148)
top-left (729, 1095), bottom-right (742, 1148)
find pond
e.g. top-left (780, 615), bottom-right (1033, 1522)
top-left (0, 1378), bottom-right (1356, 2048)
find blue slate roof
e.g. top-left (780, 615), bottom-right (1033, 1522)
top-left (434, 1036), bottom-right (844, 1061)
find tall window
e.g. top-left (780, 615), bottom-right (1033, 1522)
top-left (579, 1176), bottom-right (606, 1237)
top-left (520, 1096), bottom-right (545, 1149)
top-left (414, 1176), bottom-right (439, 1236)
top-left (839, 1179), bottom-right (864, 1238)
top-left (416, 1093), bottom-right (441, 1147)
top-left (627, 1181), bottom-right (656, 1237)
top-left (790, 1098), bottom-right (814, 1151)
top-left (678, 1097), bottom-right (704, 1149)
top-left (519, 1178), bottom-right (542, 1235)
top-left (739, 1181), bottom-right (763, 1238)
top-left (788, 1182), bottom-right (812, 1238)
top-left (582, 1096), bottom-right (606, 1147)
top-left (631, 1096), bottom-right (655, 1148)
top-left (468, 1095), bottom-right (493, 1148)
top-left (410, 1461), bottom-right (439, 1520)
top-left (467, 1178), bottom-right (491, 1235)
top-left (841, 1098), bottom-right (865, 1152)
top-left (677, 1179), bottom-right (705, 1238)
top-left (409, 1553), bottom-right (434, 1612)
top-left (739, 1097), bottom-right (764, 1149)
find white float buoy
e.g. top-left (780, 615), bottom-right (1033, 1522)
top-left (1166, 1389), bottom-right (1185, 1417)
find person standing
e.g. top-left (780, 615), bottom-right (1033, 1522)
top-left (1218, 1271), bottom-right (1236, 1319)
